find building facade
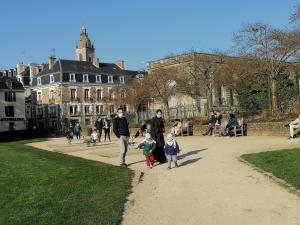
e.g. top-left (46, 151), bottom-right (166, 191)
top-left (0, 77), bottom-right (26, 132)
top-left (147, 52), bottom-right (240, 116)
top-left (30, 26), bottom-right (144, 130)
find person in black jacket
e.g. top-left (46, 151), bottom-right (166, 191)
top-left (95, 117), bottom-right (103, 142)
top-left (150, 109), bottom-right (167, 163)
top-left (113, 108), bottom-right (130, 167)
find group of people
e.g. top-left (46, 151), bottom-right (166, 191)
top-left (113, 108), bottom-right (180, 169)
top-left (203, 110), bottom-right (239, 138)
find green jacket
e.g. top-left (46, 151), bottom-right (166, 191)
top-left (138, 142), bottom-right (156, 156)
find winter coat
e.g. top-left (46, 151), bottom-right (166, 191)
top-left (150, 116), bottom-right (165, 147)
top-left (138, 142), bottom-right (156, 156)
top-left (227, 118), bottom-right (238, 127)
top-left (113, 117), bottom-right (130, 138)
top-left (164, 142), bottom-right (180, 155)
top-left (95, 120), bottom-right (103, 130)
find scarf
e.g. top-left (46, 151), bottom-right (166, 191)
top-left (166, 133), bottom-right (176, 148)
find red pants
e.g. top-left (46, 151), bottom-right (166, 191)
top-left (145, 155), bottom-right (154, 167)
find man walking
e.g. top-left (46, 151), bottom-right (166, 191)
top-left (95, 117), bottom-right (103, 142)
top-left (113, 108), bottom-right (130, 167)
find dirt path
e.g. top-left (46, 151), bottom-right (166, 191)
top-left (29, 136), bottom-right (300, 225)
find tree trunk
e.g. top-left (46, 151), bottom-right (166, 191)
top-left (270, 78), bottom-right (277, 113)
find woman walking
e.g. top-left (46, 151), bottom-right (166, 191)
top-left (150, 109), bottom-right (167, 163)
top-left (103, 118), bottom-right (111, 142)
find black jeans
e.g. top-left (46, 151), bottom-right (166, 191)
top-left (204, 124), bottom-right (215, 135)
top-left (104, 130), bottom-right (110, 141)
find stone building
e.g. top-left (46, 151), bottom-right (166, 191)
top-left (30, 26), bottom-right (144, 130)
top-left (147, 52), bottom-right (240, 116)
top-left (0, 76), bottom-right (26, 131)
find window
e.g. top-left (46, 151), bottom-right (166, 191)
top-left (37, 77), bottom-right (41, 85)
top-left (69, 106), bottom-right (78, 115)
top-left (96, 75), bottom-right (102, 83)
top-left (37, 92), bottom-right (42, 101)
top-left (108, 88), bottom-right (114, 100)
top-left (49, 90), bottom-right (55, 101)
top-left (85, 118), bottom-right (91, 125)
top-left (83, 74), bottom-right (89, 82)
top-left (109, 105), bottom-right (115, 114)
top-left (5, 92), bottom-right (16, 102)
top-left (70, 89), bottom-right (77, 101)
top-left (120, 89), bottom-right (126, 98)
top-left (5, 106), bottom-right (14, 117)
top-left (84, 89), bottom-right (90, 101)
top-left (84, 105), bottom-right (90, 114)
top-left (108, 75), bottom-right (114, 83)
top-left (6, 80), bottom-right (12, 89)
top-left (50, 74), bottom-right (54, 83)
top-left (49, 106), bottom-right (56, 116)
top-left (119, 76), bottom-right (125, 84)
top-left (69, 73), bottom-right (76, 82)
top-left (96, 89), bottom-right (103, 101)
top-left (96, 105), bottom-right (104, 114)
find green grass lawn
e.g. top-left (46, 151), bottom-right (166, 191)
top-left (241, 148), bottom-right (300, 190)
top-left (0, 139), bottom-right (134, 225)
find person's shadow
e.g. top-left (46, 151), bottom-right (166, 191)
top-left (179, 157), bottom-right (202, 167)
top-left (178, 148), bottom-right (208, 160)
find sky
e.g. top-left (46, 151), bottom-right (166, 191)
top-left (0, 0), bottom-right (298, 70)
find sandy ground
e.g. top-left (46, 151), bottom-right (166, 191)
top-left (29, 136), bottom-right (300, 225)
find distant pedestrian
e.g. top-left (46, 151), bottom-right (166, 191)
top-left (91, 129), bottom-right (98, 146)
top-left (74, 122), bottom-right (82, 139)
top-left (113, 108), bottom-right (130, 167)
top-left (164, 133), bottom-right (180, 169)
top-left (64, 127), bottom-right (73, 144)
top-left (287, 114), bottom-right (300, 140)
top-left (103, 118), bottom-right (111, 142)
top-left (95, 117), bottom-right (103, 142)
top-left (137, 133), bottom-right (156, 169)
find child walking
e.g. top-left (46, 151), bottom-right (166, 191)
top-left (138, 133), bottom-right (156, 169)
top-left (164, 133), bottom-right (180, 169)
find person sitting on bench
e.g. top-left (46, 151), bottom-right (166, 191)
top-left (215, 111), bottom-right (223, 126)
top-left (224, 114), bottom-right (239, 137)
top-left (203, 111), bottom-right (217, 136)
top-left (287, 114), bottom-right (300, 140)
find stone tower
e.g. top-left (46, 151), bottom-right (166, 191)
top-left (75, 26), bottom-right (95, 62)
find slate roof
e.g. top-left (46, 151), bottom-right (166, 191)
top-left (0, 76), bottom-right (24, 90)
top-left (36, 59), bottom-right (144, 77)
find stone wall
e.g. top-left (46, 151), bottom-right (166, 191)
top-left (246, 122), bottom-right (289, 136)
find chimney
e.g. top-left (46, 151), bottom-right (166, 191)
top-left (115, 60), bottom-right (124, 69)
top-left (93, 57), bottom-right (99, 68)
top-left (29, 64), bottom-right (39, 77)
top-left (17, 63), bottom-right (25, 74)
top-left (48, 55), bottom-right (56, 70)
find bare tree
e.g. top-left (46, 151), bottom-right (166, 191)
top-left (146, 67), bottom-right (177, 114)
top-left (233, 22), bottom-right (300, 113)
top-left (175, 51), bottom-right (226, 113)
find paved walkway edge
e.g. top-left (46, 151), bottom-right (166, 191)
top-left (238, 157), bottom-right (300, 198)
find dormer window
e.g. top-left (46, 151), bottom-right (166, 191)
top-left (50, 74), bottom-right (54, 83)
top-left (83, 74), bottom-right (89, 82)
top-left (108, 75), bottom-right (114, 84)
top-left (119, 76), bottom-right (125, 84)
top-left (96, 75), bottom-right (102, 83)
top-left (69, 73), bottom-right (76, 82)
top-left (37, 77), bottom-right (41, 85)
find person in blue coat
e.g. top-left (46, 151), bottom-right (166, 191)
top-left (164, 133), bottom-right (180, 169)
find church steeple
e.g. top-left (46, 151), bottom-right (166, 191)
top-left (75, 26), bottom-right (95, 62)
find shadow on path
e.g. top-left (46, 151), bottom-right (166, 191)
top-left (178, 148), bottom-right (208, 160)
top-left (179, 157), bottom-right (202, 167)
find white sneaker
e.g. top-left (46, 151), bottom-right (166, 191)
top-left (226, 136), bottom-right (231, 139)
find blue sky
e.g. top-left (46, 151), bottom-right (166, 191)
top-left (0, 0), bottom-right (298, 70)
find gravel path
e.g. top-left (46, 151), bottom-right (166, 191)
top-left (29, 136), bottom-right (300, 225)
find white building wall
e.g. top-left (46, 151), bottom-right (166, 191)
top-left (0, 91), bottom-right (26, 132)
